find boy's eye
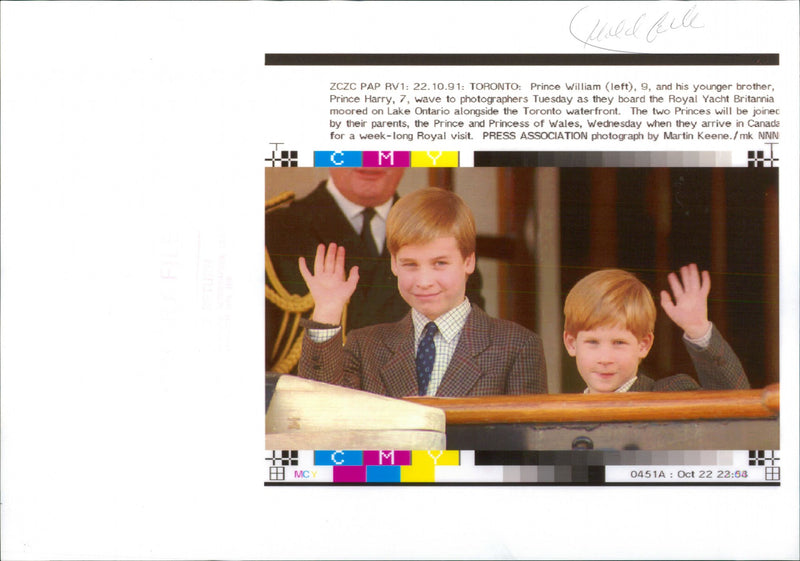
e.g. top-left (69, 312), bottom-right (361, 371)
top-left (613, 340), bottom-right (628, 346)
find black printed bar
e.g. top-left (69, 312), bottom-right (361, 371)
top-left (477, 450), bottom-right (613, 465)
top-left (265, 54), bottom-right (778, 66)
top-left (472, 151), bottom-right (779, 167)
top-left (473, 450), bottom-right (779, 466)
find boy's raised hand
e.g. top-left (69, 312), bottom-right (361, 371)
top-left (659, 263), bottom-right (712, 340)
top-left (299, 243), bottom-right (359, 325)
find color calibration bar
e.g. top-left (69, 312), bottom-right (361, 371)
top-left (265, 450), bottom-right (780, 485)
top-left (265, 149), bottom-right (775, 168)
top-left (314, 151), bottom-right (459, 167)
top-left (311, 150), bottom-right (739, 168)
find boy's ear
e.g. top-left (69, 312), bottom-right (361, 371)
top-left (464, 252), bottom-right (476, 274)
top-left (563, 331), bottom-right (577, 356)
top-left (638, 333), bottom-right (655, 358)
top-left (390, 254), bottom-right (398, 276)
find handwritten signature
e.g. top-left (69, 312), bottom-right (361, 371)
top-left (569, 4), bottom-right (704, 53)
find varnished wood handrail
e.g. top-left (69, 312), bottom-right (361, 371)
top-left (405, 384), bottom-right (780, 425)
top-left (763, 383), bottom-right (780, 413)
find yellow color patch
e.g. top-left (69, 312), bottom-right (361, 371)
top-left (416, 450), bottom-right (460, 465)
top-left (411, 151), bottom-right (459, 167)
top-left (400, 463), bottom-right (435, 482)
top-left (400, 451), bottom-right (461, 482)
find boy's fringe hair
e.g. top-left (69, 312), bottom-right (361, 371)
top-left (564, 269), bottom-right (656, 339)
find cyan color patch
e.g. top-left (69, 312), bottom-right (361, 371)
top-left (314, 450), bottom-right (363, 466)
top-left (366, 465), bottom-right (401, 482)
top-left (314, 151), bottom-right (362, 167)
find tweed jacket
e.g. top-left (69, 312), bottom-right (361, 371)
top-left (628, 325), bottom-right (750, 392)
top-left (298, 304), bottom-right (548, 397)
top-left (266, 182), bottom-right (484, 366)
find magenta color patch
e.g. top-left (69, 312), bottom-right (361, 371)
top-left (361, 151), bottom-right (410, 167)
top-left (363, 450), bottom-right (412, 465)
top-left (333, 465), bottom-right (367, 482)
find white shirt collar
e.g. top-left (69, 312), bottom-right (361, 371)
top-left (583, 375), bottom-right (638, 394)
top-left (411, 298), bottom-right (471, 344)
top-left (326, 175), bottom-right (393, 222)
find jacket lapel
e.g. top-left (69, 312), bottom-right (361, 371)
top-left (435, 305), bottom-right (490, 396)
top-left (377, 314), bottom-right (418, 397)
top-left (628, 374), bottom-right (654, 392)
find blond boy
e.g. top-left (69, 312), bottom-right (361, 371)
top-left (297, 187), bottom-right (547, 397)
top-left (563, 264), bottom-right (749, 393)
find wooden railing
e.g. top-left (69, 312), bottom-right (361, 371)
top-left (405, 384), bottom-right (779, 425)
